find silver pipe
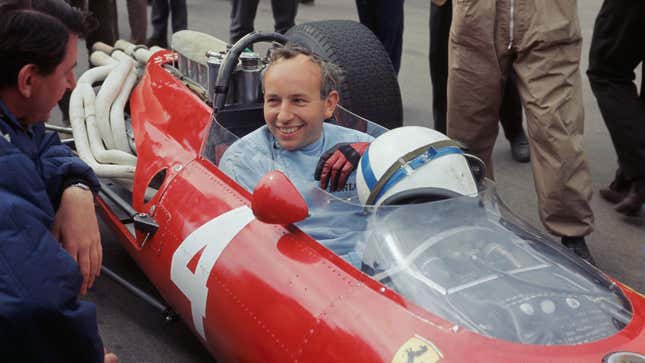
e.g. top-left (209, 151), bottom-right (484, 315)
top-left (45, 123), bottom-right (73, 134)
top-left (101, 265), bottom-right (169, 313)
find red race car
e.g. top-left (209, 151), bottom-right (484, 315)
top-left (66, 20), bottom-right (645, 363)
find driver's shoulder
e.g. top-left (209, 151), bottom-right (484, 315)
top-left (222, 126), bottom-right (272, 159)
top-left (323, 123), bottom-right (373, 143)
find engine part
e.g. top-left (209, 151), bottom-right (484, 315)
top-left (231, 51), bottom-right (262, 105)
top-left (171, 30), bottom-right (228, 90)
top-left (213, 31), bottom-right (289, 112)
top-left (207, 51), bottom-right (224, 104)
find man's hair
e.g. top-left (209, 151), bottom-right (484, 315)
top-left (264, 44), bottom-right (344, 99)
top-left (0, 0), bottom-right (89, 88)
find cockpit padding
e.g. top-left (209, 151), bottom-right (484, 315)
top-left (380, 187), bottom-right (465, 205)
top-left (214, 104), bottom-right (265, 138)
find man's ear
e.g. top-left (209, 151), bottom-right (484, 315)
top-left (323, 90), bottom-right (339, 119)
top-left (17, 64), bottom-right (38, 98)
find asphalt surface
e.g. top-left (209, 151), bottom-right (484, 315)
top-left (62, 0), bottom-right (643, 361)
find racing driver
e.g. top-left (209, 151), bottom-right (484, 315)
top-left (219, 44), bottom-right (373, 265)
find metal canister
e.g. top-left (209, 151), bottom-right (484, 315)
top-left (207, 51), bottom-right (224, 105)
top-left (233, 52), bottom-right (262, 105)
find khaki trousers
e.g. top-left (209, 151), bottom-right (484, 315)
top-left (447, 0), bottom-right (593, 237)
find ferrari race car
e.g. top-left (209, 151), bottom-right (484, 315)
top-left (64, 20), bottom-right (645, 363)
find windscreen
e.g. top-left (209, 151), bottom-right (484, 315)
top-left (360, 185), bottom-right (632, 345)
top-left (203, 105), bottom-right (387, 166)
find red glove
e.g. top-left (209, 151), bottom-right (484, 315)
top-left (315, 142), bottom-right (370, 192)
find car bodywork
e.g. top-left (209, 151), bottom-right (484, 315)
top-left (91, 48), bottom-right (645, 363)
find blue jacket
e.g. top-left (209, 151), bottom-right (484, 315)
top-left (0, 99), bottom-right (103, 362)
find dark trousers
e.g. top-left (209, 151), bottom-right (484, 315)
top-left (429, 0), bottom-right (523, 137)
top-left (127, 0), bottom-right (148, 44)
top-left (230, 0), bottom-right (298, 44)
top-left (587, 0), bottom-right (645, 187)
top-left (86, 0), bottom-right (119, 51)
top-left (355, 0), bottom-right (404, 74)
top-left (150, 0), bottom-right (188, 40)
top-left (58, 0), bottom-right (119, 123)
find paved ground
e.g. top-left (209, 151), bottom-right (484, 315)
top-left (66, 0), bottom-right (643, 361)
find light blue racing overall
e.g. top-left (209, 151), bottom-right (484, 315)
top-left (219, 123), bottom-right (374, 266)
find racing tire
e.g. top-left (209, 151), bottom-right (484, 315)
top-left (286, 20), bottom-right (403, 129)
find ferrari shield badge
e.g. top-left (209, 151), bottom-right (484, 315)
top-left (603, 352), bottom-right (645, 363)
top-left (391, 335), bottom-right (443, 363)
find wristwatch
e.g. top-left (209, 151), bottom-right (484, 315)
top-left (69, 182), bottom-right (91, 191)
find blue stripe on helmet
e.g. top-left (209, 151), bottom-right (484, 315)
top-left (360, 145), bottom-right (378, 191)
top-left (373, 146), bottom-right (463, 203)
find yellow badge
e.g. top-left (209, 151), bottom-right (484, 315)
top-left (391, 335), bottom-right (443, 363)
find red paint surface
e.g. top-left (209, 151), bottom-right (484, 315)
top-left (252, 171), bottom-right (309, 225)
top-left (97, 55), bottom-right (645, 363)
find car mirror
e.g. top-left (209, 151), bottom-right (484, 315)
top-left (252, 170), bottom-right (308, 224)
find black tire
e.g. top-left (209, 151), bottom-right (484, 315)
top-left (286, 20), bottom-right (403, 129)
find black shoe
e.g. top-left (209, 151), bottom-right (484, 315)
top-left (599, 170), bottom-right (631, 204)
top-left (561, 236), bottom-right (595, 265)
top-left (509, 132), bottom-right (530, 163)
top-left (146, 36), bottom-right (167, 49)
top-left (615, 182), bottom-right (645, 216)
top-left (300, 0), bottom-right (314, 4)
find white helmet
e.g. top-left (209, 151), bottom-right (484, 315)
top-left (357, 126), bottom-right (481, 206)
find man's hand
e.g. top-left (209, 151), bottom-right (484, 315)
top-left (52, 186), bottom-right (102, 295)
top-left (315, 142), bottom-right (369, 192)
top-left (105, 348), bottom-right (118, 363)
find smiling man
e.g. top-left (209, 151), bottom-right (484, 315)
top-left (219, 45), bottom-right (373, 265)
top-left (220, 45), bottom-right (373, 194)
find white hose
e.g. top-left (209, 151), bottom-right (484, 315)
top-left (103, 50), bottom-right (141, 153)
top-left (90, 51), bottom-right (117, 67)
top-left (91, 41), bottom-right (113, 55)
top-left (110, 65), bottom-right (138, 153)
top-left (77, 63), bottom-right (115, 86)
top-left (111, 50), bottom-right (133, 63)
top-left (114, 39), bottom-right (136, 55)
top-left (69, 83), bottom-right (98, 169)
top-left (77, 63), bottom-right (137, 168)
top-left (115, 39), bottom-right (159, 65)
top-left (134, 47), bottom-right (156, 63)
top-left (88, 49), bottom-right (142, 156)
top-left (69, 39), bottom-right (169, 179)
top-left (70, 64), bottom-right (115, 167)
top-left (70, 81), bottom-right (136, 177)
top-left (94, 58), bottom-right (133, 150)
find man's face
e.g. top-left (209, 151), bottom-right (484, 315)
top-left (263, 54), bottom-right (338, 151)
top-left (27, 34), bottom-right (78, 124)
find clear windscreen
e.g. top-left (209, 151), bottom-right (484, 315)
top-left (205, 106), bottom-right (632, 346)
top-left (204, 105), bottom-right (387, 166)
top-left (360, 184), bottom-right (632, 345)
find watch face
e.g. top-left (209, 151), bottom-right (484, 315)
top-left (72, 182), bottom-right (91, 191)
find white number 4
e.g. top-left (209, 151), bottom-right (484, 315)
top-left (170, 206), bottom-right (255, 340)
